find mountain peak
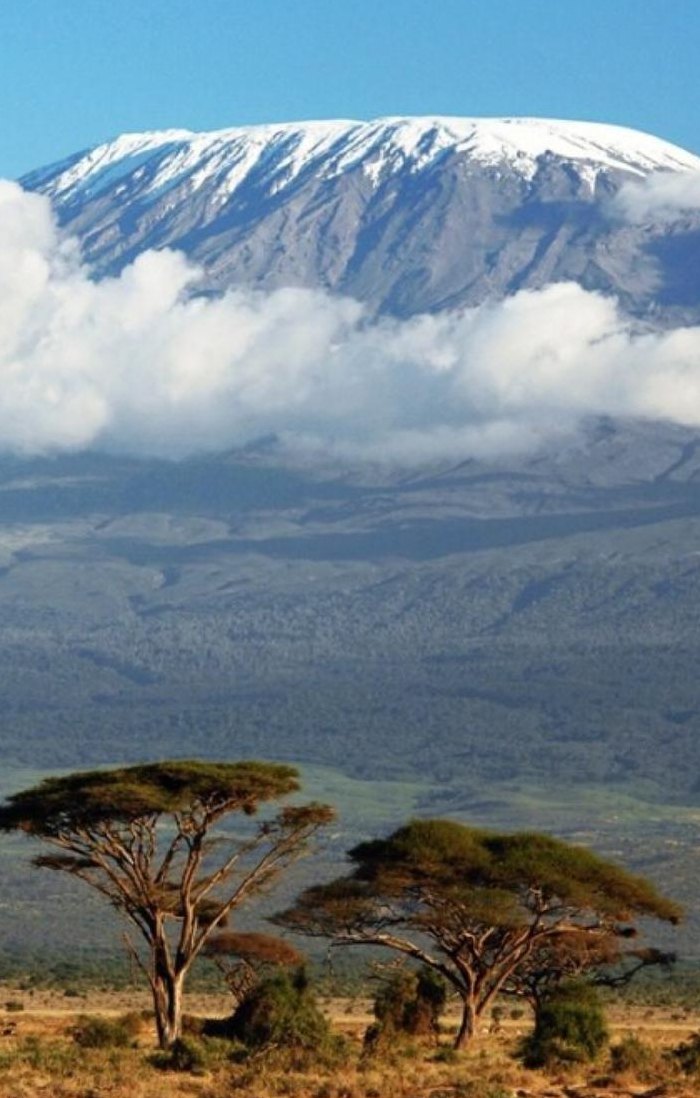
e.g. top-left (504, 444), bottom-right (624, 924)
top-left (21, 116), bottom-right (700, 322)
top-left (25, 115), bottom-right (700, 203)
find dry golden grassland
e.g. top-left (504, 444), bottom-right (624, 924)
top-left (0, 991), bottom-right (700, 1097)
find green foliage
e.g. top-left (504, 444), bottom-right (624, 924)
top-left (0, 1034), bottom-right (77, 1075)
top-left (367, 967), bottom-right (447, 1049)
top-left (151, 1035), bottom-right (207, 1074)
top-left (225, 968), bottom-right (334, 1055)
top-left (521, 982), bottom-right (608, 1067)
top-left (672, 1031), bottom-right (700, 1075)
top-left (71, 1012), bottom-right (142, 1049)
top-left (351, 819), bottom-right (681, 924)
top-left (284, 823), bottom-right (680, 945)
top-left (0, 759), bottom-right (301, 833)
top-left (610, 1034), bottom-right (655, 1076)
top-left (415, 968), bottom-right (448, 1016)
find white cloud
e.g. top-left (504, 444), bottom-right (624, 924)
top-left (2, 180), bottom-right (700, 463)
top-left (614, 170), bottom-right (700, 223)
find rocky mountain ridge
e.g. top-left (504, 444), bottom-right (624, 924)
top-left (23, 115), bottom-right (700, 320)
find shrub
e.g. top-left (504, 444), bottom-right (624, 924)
top-left (220, 968), bottom-right (335, 1056)
top-left (365, 967), bottom-right (447, 1050)
top-left (672, 1031), bottom-right (700, 1075)
top-left (4, 1000), bottom-right (24, 1013)
top-left (610, 1034), bottom-right (655, 1077)
top-left (71, 1012), bottom-right (141, 1049)
top-left (151, 1035), bottom-right (207, 1074)
top-left (0, 1034), bottom-right (78, 1075)
top-left (520, 982), bottom-right (608, 1068)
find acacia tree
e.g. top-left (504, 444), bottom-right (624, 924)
top-left (502, 924), bottom-right (676, 1015)
top-left (0, 760), bottom-right (333, 1049)
top-left (203, 930), bottom-right (304, 1006)
top-left (279, 819), bottom-right (680, 1048)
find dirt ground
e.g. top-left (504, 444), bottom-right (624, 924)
top-left (4, 985), bottom-right (700, 1034)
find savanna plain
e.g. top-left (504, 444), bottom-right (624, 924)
top-left (1, 987), bottom-right (700, 1098)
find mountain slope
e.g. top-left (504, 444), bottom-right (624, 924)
top-left (8, 121), bottom-right (700, 956)
top-left (4, 421), bottom-right (700, 965)
top-left (23, 116), bottom-right (700, 319)
top-left (2, 417), bottom-right (700, 792)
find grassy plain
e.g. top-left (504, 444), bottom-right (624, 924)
top-left (1, 992), bottom-right (700, 1097)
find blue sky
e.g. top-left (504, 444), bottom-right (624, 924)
top-left (2, 0), bottom-right (700, 177)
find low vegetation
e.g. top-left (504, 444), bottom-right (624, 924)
top-left (364, 966), bottom-right (448, 1051)
top-left (520, 981), bottom-right (608, 1067)
top-left (1, 999), bottom-right (700, 1097)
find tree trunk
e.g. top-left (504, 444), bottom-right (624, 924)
top-left (454, 996), bottom-right (478, 1049)
top-left (152, 969), bottom-right (185, 1050)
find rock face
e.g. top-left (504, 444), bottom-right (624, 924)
top-left (22, 116), bottom-right (700, 320)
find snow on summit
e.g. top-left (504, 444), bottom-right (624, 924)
top-left (25, 116), bottom-right (700, 204)
top-left (20, 114), bottom-right (700, 323)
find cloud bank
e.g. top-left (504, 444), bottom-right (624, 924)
top-left (614, 169), bottom-right (700, 223)
top-left (3, 179), bottom-right (700, 464)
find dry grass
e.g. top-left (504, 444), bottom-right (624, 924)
top-left (0, 993), bottom-right (699, 1097)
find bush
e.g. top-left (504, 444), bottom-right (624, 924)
top-left (4, 1000), bottom-right (24, 1013)
top-left (0, 1034), bottom-right (78, 1075)
top-left (151, 1036), bottom-right (207, 1074)
top-left (365, 967), bottom-right (447, 1050)
top-left (71, 1012), bottom-right (141, 1049)
top-left (217, 968), bottom-right (335, 1056)
top-left (672, 1031), bottom-right (700, 1075)
top-left (520, 982), bottom-right (608, 1068)
top-left (610, 1034), bottom-right (655, 1077)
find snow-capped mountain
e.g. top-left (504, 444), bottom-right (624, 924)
top-left (23, 116), bottom-right (700, 319)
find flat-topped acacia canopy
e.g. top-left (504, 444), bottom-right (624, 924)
top-left (0, 758), bottom-right (332, 1050)
top-left (280, 818), bottom-right (680, 1048)
top-left (349, 819), bottom-right (682, 924)
top-left (0, 759), bottom-right (301, 832)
